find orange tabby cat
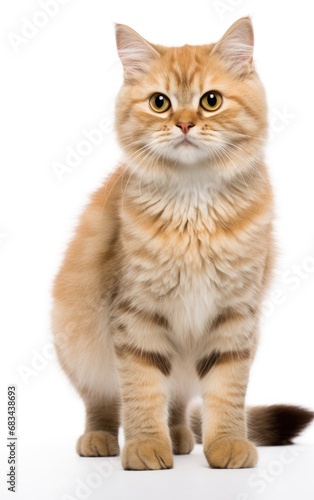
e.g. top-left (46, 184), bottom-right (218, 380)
top-left (52, 18), bottom-right (313, 470)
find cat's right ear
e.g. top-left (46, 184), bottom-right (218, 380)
top-left (115, 24), bottom-right (159, 82)
top-left (213, 17), bottom-right (254, 76)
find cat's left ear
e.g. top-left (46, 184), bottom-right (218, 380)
top-left (213, 17), bottom-right (254, 76)
top-left (115, 24), bottom-right (160, 82)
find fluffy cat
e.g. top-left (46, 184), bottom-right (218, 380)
top-left (52, 18), bottom-right (313, 470)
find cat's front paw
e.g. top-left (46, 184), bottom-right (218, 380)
top-left (76, 431), bottom-right (119, 457)
top-left (122, 437), bottom-right (173, 470)
top-left (170, 425), bottom-right (195, 455)
top-left (204, 438), bottom-right (258, 469)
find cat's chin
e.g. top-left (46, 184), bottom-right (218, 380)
top-left (158, 140), bottom-right (199, 162)
top-left (174, 137), bottom-right (198, 149)
top-left (163, 144), bottom-right (215, 168)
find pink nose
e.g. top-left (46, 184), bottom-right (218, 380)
top-left (176, 121), bottom-right (195, 135)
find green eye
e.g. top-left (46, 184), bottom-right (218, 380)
top-left (200, 91), bottom-right (222, 111)
top-left (149, 93), bottom-right (171, 113)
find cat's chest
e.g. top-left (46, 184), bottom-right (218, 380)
top-left (122, 186), bottom-right (241, 280)
top-left (122, 192), bottom-right (236, 336)
top-left (165, 261), bottom-right (219, 338)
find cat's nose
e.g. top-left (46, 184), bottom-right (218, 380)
top-left (176, 121), bottom-right (195, 135)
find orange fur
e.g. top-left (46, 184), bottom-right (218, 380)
top-left (52, 18), bottom-right (312, 470)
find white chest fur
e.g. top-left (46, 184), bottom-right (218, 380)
top-left (124, 181), bottom-right (226, 340)
top-left (122, 175), bottom-right (263, 344)
top-left (163, 267), bottom-right (218, 341)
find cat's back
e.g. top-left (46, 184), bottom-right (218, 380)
top-left (52, 165), bottom-right (126, 352)
top-left (53, 165), bottom-right (125, 305)
top-left (51, 166), bottom-right (127, 397)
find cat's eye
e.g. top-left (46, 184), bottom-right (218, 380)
top-left (200, 91), bottom-right (222, 112)
top-left (149, 93), bottom-right (171, 113)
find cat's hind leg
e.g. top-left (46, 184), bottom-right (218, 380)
top-left (53, 306), bottom-right (121, 458)
top-left (77, 397), bottom-right (120, 457)
top-left (169, 398), bottom-right (195, 455)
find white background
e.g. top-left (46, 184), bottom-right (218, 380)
top-left (1, 0), bottom-right (314, 499)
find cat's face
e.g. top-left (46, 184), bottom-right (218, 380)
top-left (115, 19), bottom-right (267, 180)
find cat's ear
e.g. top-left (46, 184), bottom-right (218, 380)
top-left (213, 17), bottom-right (254, 76)
top-left (115, 24), bottom-right (160, 81)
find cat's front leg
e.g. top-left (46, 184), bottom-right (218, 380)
top-left (114, 342), bottom-right (173, 470)
top-left (198, 332), bottom-right (257, 469)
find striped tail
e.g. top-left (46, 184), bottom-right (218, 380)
top-left (189, 403), bottom-right (314, 446)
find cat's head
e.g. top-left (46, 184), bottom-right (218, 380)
top-left (115, 18), bottom-right (267, 182)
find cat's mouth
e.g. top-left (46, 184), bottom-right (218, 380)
top-left (174, 137), bottom-right (198, 148)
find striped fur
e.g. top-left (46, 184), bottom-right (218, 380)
top-left (52, 18), bottom-right (313, 470)
top-left (190, 404), bottom-right (314, 447)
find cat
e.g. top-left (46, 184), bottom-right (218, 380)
top-left (52, 17), bottom-right (313, 470)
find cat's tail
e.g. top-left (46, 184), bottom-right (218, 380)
top-left (189, 403), bottom-right (314, 446)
